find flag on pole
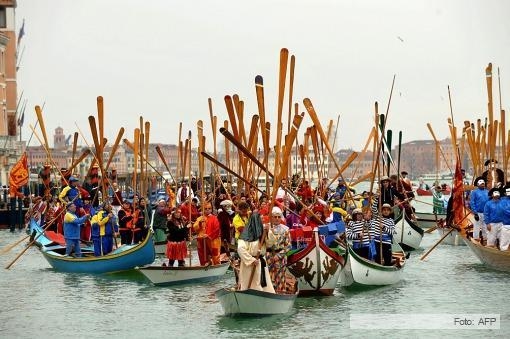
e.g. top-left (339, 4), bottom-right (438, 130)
top-left (8, 152), bottom-right (29, 197)
top-left (16, 111), bottom-right (24, 127)
top-left (17, 19), bottom-right (25, 46)
top-left (452, 152), bottom-right (472, 236)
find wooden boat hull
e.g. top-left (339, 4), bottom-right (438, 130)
top-left (287, 230), bottom-right (345, 296)
top-left (464, 237), bottom-right (510, 272)
top-left (437, 227), bottom-right (465, 246)
top-left (138, 262), bottom-right (229, 286)
top-left (39, 232), bottom-right (156, 274)
top-left (215, 288), bottom-right (297, 316)
top-left (414, 211), bottom-right (445, 229)
top-left (394, 212), bottom-right (424, 251)
top-left (340, 243), bottom-right (405, 287)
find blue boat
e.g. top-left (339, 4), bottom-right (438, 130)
top-left (30, 219), bottom-right (156, 274)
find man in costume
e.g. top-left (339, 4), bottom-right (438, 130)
top-left (237, 212), bottom-right (276, 292)
top-left (193, 202), bottom-right (221, 265)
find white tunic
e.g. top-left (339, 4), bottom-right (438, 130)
top-left (237, 230), bottom-right (276, 293)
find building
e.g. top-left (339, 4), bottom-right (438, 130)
top-left (0, 0), bottom-right (23, 186)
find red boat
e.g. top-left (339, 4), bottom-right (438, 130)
top-left (416, 186), bottom-right (451, 196)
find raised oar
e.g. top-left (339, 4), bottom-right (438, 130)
top-left (219, 127), bottom-right (274, 178)
top-left (156, 146), bottom-right (176, 185)
top-left (303, 98), bottom-right (355, 191)
top-left (255, 75), bottom-right (268, 154)
top-left (348, 128), bottom-right (375, 185)
top-left (427, 123), bottom-right (453, 173)
top-left (105, 127), bottom-right (125, 171)
top-left (71, 132), bottom-right (79, 167)
top-left (326, 151), bottom-right (359, 189)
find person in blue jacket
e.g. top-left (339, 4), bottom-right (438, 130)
top-left (63, 202), bottom-right (91, 257)
top-left (469, 177), bottom-right (489, 242)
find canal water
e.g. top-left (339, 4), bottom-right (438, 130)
top-left (0, 191), bottom-right (508, 338)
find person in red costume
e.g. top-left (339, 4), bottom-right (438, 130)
top-left (193, 202), bottom-right (221, 265)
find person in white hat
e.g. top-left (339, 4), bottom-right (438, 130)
top-left (369, 202), bottom-right (396, 266)
top-left (217, 199), bottom-right (235, 253)
top-left (483, 188), bottom-right (504, 248)
top-left (265, 206), bottom-right (291, 292)
top-left (498, 187), bottom-right (510, 251)
top-left (469, 177), bottom-right (489, 243)
top-left (346, 208), bottom-right (371, 259)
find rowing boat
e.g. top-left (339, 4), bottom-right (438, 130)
top-left (415, 211), bottom-right (445, 229)
top-left (286, 229), bottom-right (345, 296)
top-left (464, 237), bottom-right (510, 272)
top-left (393, 210), bottom-right (424, 251)
top-left (138, 262), bottom-right (229, 286)
top-left (339, 241), bottom-right (406, 287)
top-left (215, 288), bottom-right (298, 316)
top-left (437, 227), bottom-right (465, 246)
top-left (30, 219), bottom-right (156, 274)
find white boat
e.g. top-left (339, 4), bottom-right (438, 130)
top-left (464, 237), bottom-right (510, 272)
top-left (286, 230), bottom-right (345, 296)
top-left (138, 262), bottom-right (229, 286)
top-left (436, 227), bottom-right (465, 246)
top-left (415, 211), bottom-right (446, 229)
top-left (154, 241), bottom-right (166, 255)
top-left (339, 242), bottom-right (406, 287)
top-left (393, 211), bottom-right (424, 251)
top-left (215, 288), bottom-right (298, 316)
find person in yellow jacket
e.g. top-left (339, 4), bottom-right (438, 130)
top-left (91, 204), bottom-right (118, 256)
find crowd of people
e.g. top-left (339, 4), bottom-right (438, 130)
top-left (26, 168), bottom-right (419, 292)
top-left (468, 159), bottom-right (510, 251)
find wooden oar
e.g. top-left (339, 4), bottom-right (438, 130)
top-left (420, 228), bottom-right (454, 261)
top-left (424, 225), bottom-right (438, 234)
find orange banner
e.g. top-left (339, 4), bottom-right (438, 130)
top-left (8, 152), bottom-right (29, 197)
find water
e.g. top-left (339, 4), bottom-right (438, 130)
top-left (0, 229), bottom-right (508, 339)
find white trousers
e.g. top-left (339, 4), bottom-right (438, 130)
top-left (499, 226), bottom-right (510, 251)
top-left (472, 213), bottom-right (487, 240)
top-left (486, 222), bottom-right (502, 247)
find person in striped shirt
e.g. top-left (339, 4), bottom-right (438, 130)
top-left (346, 208), bottom-right (372, 259)
top-left (370, 201), bottom-right (395, 266)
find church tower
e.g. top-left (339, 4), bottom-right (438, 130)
top-left (54, 126), bottom-right (66, 150)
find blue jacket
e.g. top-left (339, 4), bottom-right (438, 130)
top-left (63, 212), bottom-right (89, 240)
top-left (500, 198), bottom-right (510, 224)
top-left (469, 188), bottom-right (489, 213)
top-left (91, 210), bottom-right (118, 237)
top-left (483, 199), bottom-right (505, 224)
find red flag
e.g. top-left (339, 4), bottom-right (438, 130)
top-left (452, 154), bottom-right (472, 236)
top-left (8, 152), bottom-right (29, 197)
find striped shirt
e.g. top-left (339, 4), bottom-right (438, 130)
top-left (369, 216), bottom-right (395, 245)
top-left (347, 220), bottom-right (371, 246)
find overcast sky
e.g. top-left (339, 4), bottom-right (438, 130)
top-left (15, 0), bottom-right (510, 152)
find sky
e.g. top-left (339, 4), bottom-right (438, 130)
top-left (15, 0), bottom-right (510, 152)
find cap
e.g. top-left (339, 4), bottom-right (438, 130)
top-left (69, 176), bottom-right (79, 182)
top-left (381, 203), bottom-right (392, 209)
top-left (352, 208), bottom-right (363, 215)
top-left (271, 206), bottom-right (283, 216)
top-left (219, 199), bottom-right (233, 206)
top-left (401, 171), bottom-right (408, 175)
top-left (477, 179), bottom-right (485, 185)
top-left (380, 176), bottom-right (390, 183)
